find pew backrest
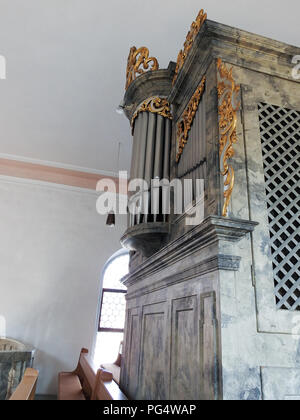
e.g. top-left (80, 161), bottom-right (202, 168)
top-left (75, 348), bottom-right (97, 399)
top-left (59, 348), bottom-right (128, 400)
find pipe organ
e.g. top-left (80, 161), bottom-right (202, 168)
top-left (176, 77), bottom-right (207, 205)
top-left (119, 10), bottom-right (300, 400)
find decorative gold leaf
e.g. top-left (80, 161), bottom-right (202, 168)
top-left (217, 58), bottom-right (241, 217)
top-left (125, 46), bottom-right (159, 90)
top-left (131, 97), bottom-right (172, 135)
top-left (176, 76), bottom-right (206, 162)
top-left (172, 9), bottom-right (207, 85)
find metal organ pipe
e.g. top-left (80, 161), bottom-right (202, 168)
top-left (131, 116), bottom-right (142, 180)
top-left (133, 112), bottom-right (148, 224)
top-left (201, 92), bottom-right (207, 182)
top-left (137, 112), bottom-right (149, 180)
top-left (195, 104), bottom-right (200, 200)
top-left (201, 98), bottom-right (205, 182)
top-left (143, 112), bottom-right (157, 222)
top-left (144, 112), bottom-right (157, 186)
top-left (163, 118), bottom-right (171, 180)
top-left (130, 106), bottom-right (173, 226)
top-left (153, 115), bottom-right (164, 180)
top-left (130, 116), bottom-right (143, 227)
top-left (175, 89), bottom-right (206, 208)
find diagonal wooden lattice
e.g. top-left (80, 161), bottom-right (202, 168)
top-left (258, 102), bottom-right (300, 311)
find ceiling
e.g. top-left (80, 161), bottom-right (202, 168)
top-left (0, 0), bottom-right (298, 175)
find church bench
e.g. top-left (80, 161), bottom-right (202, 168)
top-left (101, 341), bottom-right (123, 384)
top-left (58, 348), bottom-right (127, 400)
top-left (9, 368), bottom-right (39, 400)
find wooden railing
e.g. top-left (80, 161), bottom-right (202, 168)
top-left (9, 368), bottom-right (39, 400)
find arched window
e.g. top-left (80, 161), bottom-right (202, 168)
top-left (94, 250), bottom-right (129, 365)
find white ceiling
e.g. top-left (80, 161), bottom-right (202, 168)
top-left (0, 0), bottom-right (298, 174)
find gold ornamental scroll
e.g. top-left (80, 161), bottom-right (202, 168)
top-left (131, 97), bottom-right (172, 135)
top-left (217, 58), bottom-right (241, 217)
top-left (172, 9), bottom-right (207, 85)
top-left (125, 46), bottom-right (159, 90)
top-left (176, 76), bottom-right (206, 163)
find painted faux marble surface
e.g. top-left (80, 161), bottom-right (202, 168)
top-left (120, 19), bottom-right (300, 400)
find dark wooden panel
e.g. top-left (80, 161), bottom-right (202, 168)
top-left (125, 307), bottom-right (141, 399)
top-left (200, 291), bottom-right (220, 400)
top-left (170, 295), bottom-right (199, 399)
top-left (139, 302), bottom-right (168, 400)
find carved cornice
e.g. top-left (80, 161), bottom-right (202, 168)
top-left (217, 58), bottom-right (241, 217)
top-left (172, 9), bottom-right (207, 86)
top-left (122, 216), bottom-right (258, 290)
top-left (125, 255), bottom-right (241, 300)
top-left (131, 97), bottom-right (172, 135)
top-left (123, 63), bottom-right (175, 122)
top-left (125, 46), bottom-right (159, 90)
top-left (176, 76), bottom-right (206, 162)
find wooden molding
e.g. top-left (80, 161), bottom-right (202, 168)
top-left (0, 158), bottom-right (124, 192)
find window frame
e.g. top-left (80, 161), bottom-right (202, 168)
top-left (97, 250), bottom-right (129, 334)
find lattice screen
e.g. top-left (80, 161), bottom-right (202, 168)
top-left (258, 102), bottom-right (300, 311)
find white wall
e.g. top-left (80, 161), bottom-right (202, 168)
top-left (0, 176), bottom-right (127, 395)
top-left (0, 1), bottom-right (297, 174)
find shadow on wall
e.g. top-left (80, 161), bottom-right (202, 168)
top-left (33, 349), bottom-right (71, 399)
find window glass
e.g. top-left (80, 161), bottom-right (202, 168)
top-left (102, 253), bottom-right (129, 290)
top-left (99, 291), bottom-right (126, 331)
top-left (95, 251), bottom-right (129, 365)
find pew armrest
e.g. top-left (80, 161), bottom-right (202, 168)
top-left (9, 368), bottom-right (39, 400)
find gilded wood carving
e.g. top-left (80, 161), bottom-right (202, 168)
top-left (217, 58), bottom-right (241, 217)
top-left (125, 46), bottom-right (159, 90)
top-left (172, 9), bottom-right (207, 85)
top-left (176, 76), bottom-right (206, 162)
top-left (131, 97), bottom-right (172, 135)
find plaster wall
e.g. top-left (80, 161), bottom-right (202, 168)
top-left (0, 176), bottom-right (127, 395)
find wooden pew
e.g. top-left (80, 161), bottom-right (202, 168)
top-left (58, 348), bottom-right (127, 400)
top-left (92, 369), bottom-right (127, 401)
top-left (9, 368), bottom-right (39, 400)
top-left (101, 341), bottom-right (122, 384)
